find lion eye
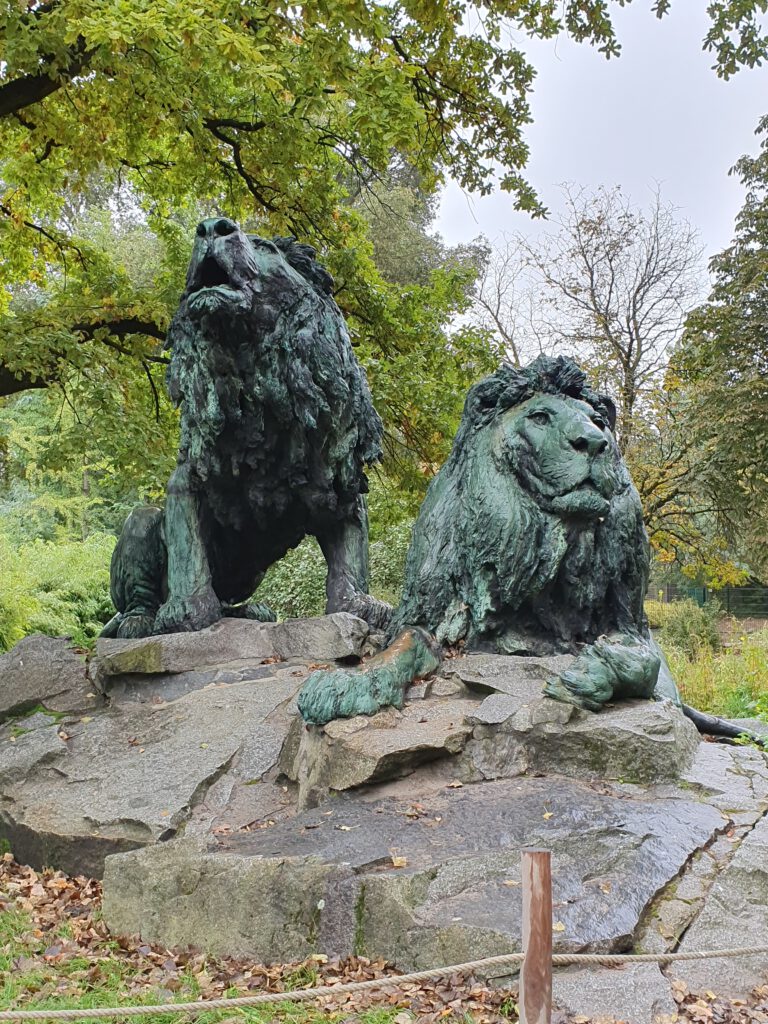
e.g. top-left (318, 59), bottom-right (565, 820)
top-left (591, 416), bottom-right (606, 430)
top-left (528, 410), bottom-right (550, 425)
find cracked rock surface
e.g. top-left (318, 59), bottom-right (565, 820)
top-left (0, 621), bottom-right (351, 875)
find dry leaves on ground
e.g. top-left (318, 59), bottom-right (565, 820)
top-left (2, 855), bottom-right (768, 1023)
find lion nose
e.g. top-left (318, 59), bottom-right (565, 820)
top-left (196, 218), bottom-right (238, 239)
top-left (570, 431), bottom-right (608, 456)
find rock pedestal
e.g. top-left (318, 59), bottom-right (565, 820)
top-left (281, 654), bottom-right (700, 809)
top-left (0, 615), bottom-right (367, 875)
top-left (3, 617), bottom-right (768, 1006)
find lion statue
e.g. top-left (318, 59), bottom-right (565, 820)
top-left (298, 355), bottom-right (681, 725)
top-left (102, 217), bottom-right (389, 638)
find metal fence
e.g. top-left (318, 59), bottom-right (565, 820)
top-left (655, 585), bottom-right (768, 618)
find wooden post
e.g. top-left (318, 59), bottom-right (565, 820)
top-left (520, 848), bottom-right (552, 1024)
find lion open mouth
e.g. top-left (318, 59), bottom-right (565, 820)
top-left (189, 255), bottom-right (234, 293)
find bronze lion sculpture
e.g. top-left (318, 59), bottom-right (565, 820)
top-left (103, 217), bottom-right (388, 638)
top-left (298, 355), bottom-right (681, 724)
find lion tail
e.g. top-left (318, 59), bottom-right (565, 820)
top-left (682, 703), bottom-right (767, 748)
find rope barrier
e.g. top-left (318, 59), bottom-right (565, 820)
top-left (2, 945), bottom-right (768, 1020)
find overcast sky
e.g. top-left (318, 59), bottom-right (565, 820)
top-left (435, 4), bottom-right (768, 266)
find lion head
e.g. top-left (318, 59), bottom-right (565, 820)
top-left (179, 218), bottom-right (334, 327)
top-left (389, 355), bottom-right (648, 656)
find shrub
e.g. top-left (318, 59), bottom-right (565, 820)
top-left (0, 531), bottom-right (115, 651)
top-left (664, 629), bottom-right (768, 719)
top-left (0, 534), bottom-right (38, 651)
top-left (21, 533), bottom-right (116, 648)
top-left (257, 520), bottom-right (415, 620)
top-left (369, 520), bottom-right (413, 606)
top-left (257, 538), bottom-right (328, 621)
top-left (645, 598), bottom-right (722, 659)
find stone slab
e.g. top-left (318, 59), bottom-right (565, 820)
top-left (0, 673), bottom-right (304, 876)
top-left (94, 613), bottom-right (368, 678)
top-left (444, 652), bottom-right (575, 696)
top-left (656, 742), bottom-right (768, 824)
top-left (281, 698), bottom-right (475, 807)
top-left (0, 636), bottom-right (101, 720)
top-left (102, 776), bottom-right (723, 967)
top-left (553, 963), bottom-right (677, 1024)
top-left (461, 697), bottom-right (700, 785)
top-left (676, 814), bottom-right (768, 996)
top-left (105, 660), bottom-right (312, 704)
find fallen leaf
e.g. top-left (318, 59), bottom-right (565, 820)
top-left (447, 780), bottom-right (463, 789)
top-left (552, 921), bottom-right (565, 932)
top-left (391, 855), bottom-right (408, 868)
top-left (543, 811), bottom-right (553, 820)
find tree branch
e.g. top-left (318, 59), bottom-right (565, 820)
top-left (0, 40), bottom-right (91, 118)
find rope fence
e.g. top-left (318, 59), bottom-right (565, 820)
top-left (2, 945), bottom-right (768, 1021)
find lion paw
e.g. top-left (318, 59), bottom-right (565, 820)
top-left (346, 593), bottom-right (394, 631)
top-left (116, 612), bottom-right (157, 639)
top-left (154, 589), bottom-right (222, 634)
top-left (222, 602), bottom-right (277, 623)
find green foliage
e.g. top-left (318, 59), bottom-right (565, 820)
top-left (0, 530), bottom-right (114, 651)
top-left (257, 520), bottom-right (413, 621)
top-left (0, 531), bottom-right (37, 650)
top-left (662, 628), bottom-right (768, 719)
top-left (645, 598), bottom-right (721, 659)
top-left (675, 113), bottom-right (768, 577)
top-left (369, 522), bottom-right (414, 606)
top-left (22, 534), bottom-right (115, 647)
top-left (1, 0), bottom-right (764, 487)
top-left (257, 539), bottom-right (328, 622)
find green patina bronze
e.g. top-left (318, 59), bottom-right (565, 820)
top-left (103, 218), bottom-right (389, 638)
top-left (298, 355), bottom-right (680, 726)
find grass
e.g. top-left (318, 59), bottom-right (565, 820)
top-left (645, 599), bottom-right (768, 718)
top-left (663, 628), bottom-right (768, 719)
top-left (0, 904), bottom-right (404, 1024)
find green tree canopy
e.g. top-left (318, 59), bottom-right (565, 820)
top-left (2, 0), bottom-right (767, 386)
top-left (675, 112), bottom-right (768, 578)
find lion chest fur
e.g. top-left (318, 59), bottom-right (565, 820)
top-left (165, 226), bottom-right (382, 539)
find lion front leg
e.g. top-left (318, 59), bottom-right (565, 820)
top-left (298, 627), bottom-right (441, 725)
top-left (318, 496), bottom-right (392, 630)
top-left (153, 465), bottom-right (222, 634)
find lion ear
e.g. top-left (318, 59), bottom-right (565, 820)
top-left (599, 394), bottom-right (617, 433)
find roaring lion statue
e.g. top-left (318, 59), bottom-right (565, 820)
top-left (103, 217), bottom-right (388, 638)
top-left (298, 355), bottom-right (680, 725)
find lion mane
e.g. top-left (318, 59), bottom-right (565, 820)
top-left (389, 355), bottom-right (649, 656)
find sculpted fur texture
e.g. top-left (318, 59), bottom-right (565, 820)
top-left (104, 218), bottom-right (387, 638)
top-left (389, 356), bottom-right (647, 655)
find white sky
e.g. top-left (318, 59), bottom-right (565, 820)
top-left (435, 4), bottom-right (768, 265)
